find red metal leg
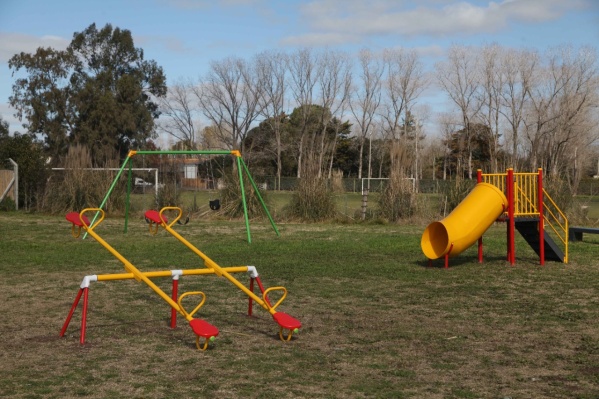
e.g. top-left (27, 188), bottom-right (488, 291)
top-left (255, 277), bottom-right (272, 307)
top-left (80, 287), bottom-right (89, 344)
top-left (248, 278), bottom-right (254, 316)
top-left (171, 277), bottom-right (179, 328)
top-left (60, 288), bottom-right (84, 338)
top-left (478, 236), bottom-right (483, 264)
top-left (444, 243), bottom-right (453, 269)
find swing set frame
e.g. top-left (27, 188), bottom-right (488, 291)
top-left (84, 149), bottom-right (279, 243)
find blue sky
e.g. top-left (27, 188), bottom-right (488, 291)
top-left (1, 0), bottom-right (598, 136)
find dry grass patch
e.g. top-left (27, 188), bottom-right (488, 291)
top-left (0, 212), bottom-right (598, 398)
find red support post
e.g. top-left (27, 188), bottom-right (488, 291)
top-left (507, 168), bottom-right (515, 265)
top-left (444, 244), bottom-right (453, 269)
top-left (537, 168), bottom-right (545, 266)
top-left (255, 277), bottom-right (272, 307)
top-left (170, 276), bottom-right (179, 328)
top-left (478, 236), bottom-right (483, 263)
top-left (60, 288), bottom-right (84, 338)
top-left (248, 278), bottom-right (255, 316)
top-left (477, 170), bottom-right (483, 263)
top-left (80, 287), bottom-right (89, 344)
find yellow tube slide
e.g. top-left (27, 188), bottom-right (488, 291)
top-left (421, 183), bottom-right (507, 259)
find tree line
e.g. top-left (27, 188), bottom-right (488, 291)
top-left (2, 23), bottom-right (599, 210)
top-left (160, 43), bottom-right (599, 193)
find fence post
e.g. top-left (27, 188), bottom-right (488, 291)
top-left (361, 188), bottom-right (368, 220)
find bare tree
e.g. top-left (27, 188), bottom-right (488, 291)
top-left (499, 47), bottom-right (538, 168)
top-left (437, 112), bottom-right (461, 180)
top-left (522, 46), bottom-right (575, 171)
top-left (157, 79), bottom-right (201, 149)
top-left (327, 58), bottom-right (352, 179)
top-left (193, 56), bottom-right (263, 153)
top-left (436, 44), bottom-right (482, 179)
top-left (314, 49), bottom-right (352, 177)
top-left (350, 48), bottom-right (384, 179)
top-left (537, 45), bottom-right (599, 180)
top-left (287, 48), bottom-right (319, 178)
top-left (477, 43), bottom-right (504, 172)
top-left (381, 47), bottom-right (428, 175)
top-left (256, 50), bottom-right (288, 189)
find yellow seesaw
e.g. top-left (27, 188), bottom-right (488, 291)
top-left (144, 207), bottom-right (301, 342)
top-left (60, 207), bottom-right (301, 350)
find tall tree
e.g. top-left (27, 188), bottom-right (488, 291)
top-left (9, 23), bottom-right (167, 164)
top-left (158, 79), bottom-right (201, 150)
top-left (287, 48), bottom-right (319, 178)
top-left (256, 50), bottom-right (288, 189)
top-left (499, 47), bottom-right (537, 168)
top-left (314, 50), bottom-right (352, 178)
top-left (477, 43), bottom-right (503, 172)
top-left (193, 56), bottom-right (263, 153)
top-left (436, 44), bottom-right (482, 179)
top-left (381, 47), bottom-right (428, 175)
top-left (350, 48), bottom-right (384, 179)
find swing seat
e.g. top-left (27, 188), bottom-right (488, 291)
top-left (209, 199), bottom-right (220, 211)
top-left (66, 212), bottom-right (90, 227)
top-left (273, 312), bottom-right (301, 330)
top-left (144, 210), bottom-right (166, 224)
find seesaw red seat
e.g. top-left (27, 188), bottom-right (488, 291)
top-left (144, 210), bottom-right (166, 224)
top-left (273, 312), bottom-right (301, 330)
top-left (189, 318), bottom-right (219, 338)
top-left (66, 212), bottom-right (90, 226)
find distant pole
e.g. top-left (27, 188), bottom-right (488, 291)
top-left (361, 188), bottom-right (368, 220)
top-left (8, 158), bottom-right (18, 210)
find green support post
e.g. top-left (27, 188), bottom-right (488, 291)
top-left (124, 160), bottom-right (133, 233)
top-left (236, 155), bottom-right (251, 244)
top-left (239, 157), bottom-right (280, 237)
top-left (83, 156), bottom-right (131, 239)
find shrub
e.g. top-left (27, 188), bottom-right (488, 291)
top-left (377, 173), bottom-right (417, 222)
top-left (44, 145), bottom-right (125, 214)
top-left (218, 168), bottom-right (269, 219)
top-left (286, 168), bottom-right (336, 221)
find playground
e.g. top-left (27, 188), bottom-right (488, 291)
top-left (1, 211), bottom-right (598, 398)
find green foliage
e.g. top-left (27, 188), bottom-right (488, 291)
top-left (442, 178), bottom-right (476, 214)
top-left (0, 121), bottom-right (48, 210)
top-left (243, 105), bottom-right (354, 177)
top-left (0, 197), bottom-right (16, 211)
top-left (155, 182), bottom-right (180, 209)
top-left (443, 123), bottom-right (495, 178)
top-left (8, 23), bottom-right (167, 165)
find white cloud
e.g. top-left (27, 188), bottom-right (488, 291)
top-left (159, 0), bottom-right (266, 10)
top-left (287, 0), bottom-right (592, 45)
top-left (0, 33), bottom-right (69, 63)
top-left (280, 32), bottom-right (359, 47)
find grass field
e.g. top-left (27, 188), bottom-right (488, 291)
top-left (1, 211), bottom-right (598, 399)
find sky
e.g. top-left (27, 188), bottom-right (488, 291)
top-left (0, 0), bottom-right (598, 139)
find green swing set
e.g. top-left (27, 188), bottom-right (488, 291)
top-left (84, 149), bottom-right (279, 243)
